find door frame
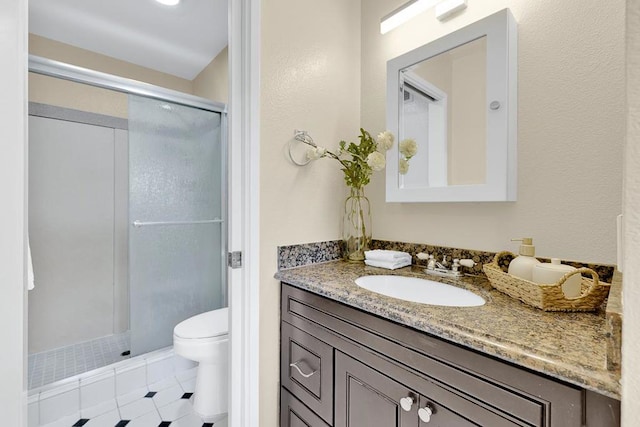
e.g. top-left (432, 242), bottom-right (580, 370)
top-left (228, 0), bottom-right (261, 425)
top-left (0, 0), bottom-right (261, 425)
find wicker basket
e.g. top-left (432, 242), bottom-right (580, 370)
top-left (483, 251), bottom-right (611, 312)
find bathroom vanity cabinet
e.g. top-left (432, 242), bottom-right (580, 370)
top-left (279, 283), bottom-right (620, 427)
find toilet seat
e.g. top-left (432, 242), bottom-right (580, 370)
top-left (174, 307), bottom-right (228, 340)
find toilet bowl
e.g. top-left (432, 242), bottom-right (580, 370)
top-left (173, 307), bottom-right (229, 421)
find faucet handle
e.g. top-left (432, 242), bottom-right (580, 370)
top-left (417, 252), bottom-right (429, 260)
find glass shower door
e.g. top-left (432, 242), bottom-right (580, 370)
top-left (128, 95), bottom-right (225, 356)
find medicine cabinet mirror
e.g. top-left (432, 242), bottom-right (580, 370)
top-left (386, 9), bottom-right (517, 202)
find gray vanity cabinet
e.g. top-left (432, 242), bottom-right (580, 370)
top-left (279, 283), bottom-right (620, 427)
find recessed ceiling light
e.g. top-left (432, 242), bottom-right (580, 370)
top-left (156, 0), bottom-right (180, 6)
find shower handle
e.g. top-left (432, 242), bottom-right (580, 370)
top-left (132, 219), bottom-right (223, 227)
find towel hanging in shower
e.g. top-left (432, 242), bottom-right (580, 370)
top-left (28, 240), bottom-right (35, 291)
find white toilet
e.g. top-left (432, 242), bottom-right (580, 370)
top-left (173, 307), bottom-right (229, 421)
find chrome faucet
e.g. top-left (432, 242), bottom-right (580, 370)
top-left (417, 253), bottom-right (476, 278)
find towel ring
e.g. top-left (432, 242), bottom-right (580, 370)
top-left (288, 130), bottom-right (315, 167)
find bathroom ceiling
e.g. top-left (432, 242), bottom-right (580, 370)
top-left (29, 0), bottom-right (228, 80)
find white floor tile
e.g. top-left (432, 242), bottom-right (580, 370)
top-left (116, 386), bottom-right (149, 407)
top-left (146, 356), bottom-right (174, 385)
top-left (172, 413), bottom-right (204, 427)
top-left (84, 409), bottom-right (121, 427)
top-left (176, 366), bottom-right (198, 382)
top-left (119, 397), bottom-right (157, 420)
top-left (177, 377), bottom-right (197, 393)
top-left (153, 384), bottom-right (185, 408)
top-left (40, 413), bottom-right (81, 427)
top-left (126, 410), bottom-right (162, 427)
top-left (214, 416), bottom-right (228, 427)
top-left (81, 399), bottom-right (117, 418)
top-left (158, 398), bottom-right (194, 421)
top-left (148, 376), bottom-right (180, 393)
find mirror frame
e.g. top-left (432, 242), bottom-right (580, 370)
top-left (386, 9), bottom-right (517, 202)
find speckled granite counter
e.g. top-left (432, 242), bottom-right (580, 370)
top-left (275, 260), bottom-right (621, 399)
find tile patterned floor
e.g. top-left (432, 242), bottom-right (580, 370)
top-left (29, 332), bottom-right (131, 389)
top-left (39, 376), bottom-right (227, 427)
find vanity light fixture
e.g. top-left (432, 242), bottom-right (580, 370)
top-left (155, 0), bottom-right (180, 6)
top-left (380, 0), bottom-right (468, 34)
top-left (380, 0), bottom-right (440, 34)
top-left (435, 0), bottom-right (467, 21)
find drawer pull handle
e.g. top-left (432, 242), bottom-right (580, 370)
top-left (290, 361), bottom-right (317, 378)
top-left (399, 396), bottom-right (414, 411)
top-left (418, 405), bottom-right (434, 423)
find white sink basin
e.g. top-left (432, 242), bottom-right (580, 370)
top-left (355, 275), bottom-right (485, 307)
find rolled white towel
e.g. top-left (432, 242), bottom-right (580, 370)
top-left (364, 258), bottom-right (412, 270)
top-left (364, 250), bottom-right (412, 263)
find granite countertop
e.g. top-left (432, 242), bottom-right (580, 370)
top-left (275, 260), bottom-right (621, 399)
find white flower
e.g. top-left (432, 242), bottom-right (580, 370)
top-left (376, 131), bottom-right (394, 152)
top-left (399, 138), bottom-right (418, 158)
top-left (366, 151), bottom-right (386, 171)
top-left (399, 158), bottom-right (410, 175)
top-left (306, 146), bottom-right (327, 160)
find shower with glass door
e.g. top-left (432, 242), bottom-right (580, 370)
top-left (27, 60), bottom-right (227, 390)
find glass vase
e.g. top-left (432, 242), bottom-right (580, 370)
top-left (342, 186), bottom-right (372, 262)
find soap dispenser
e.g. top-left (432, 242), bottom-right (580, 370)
top-left (508, 238), bottom-right (541, 281)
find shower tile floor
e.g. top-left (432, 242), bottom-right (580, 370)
top-left (29, 332), bottom-right (131, 389)
top-left (37, 373), bottom-right (227, 427)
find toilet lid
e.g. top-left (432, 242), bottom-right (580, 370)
top-left (174, 307), bottom-right (229, 339)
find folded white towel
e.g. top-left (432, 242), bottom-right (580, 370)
top-left (364, 250), bottom-right (412, 263)
top-left (364, 258), bottom-right (412, 270)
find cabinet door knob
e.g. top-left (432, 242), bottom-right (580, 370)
top-left (289, 361), bottom-right (317, 378)
top-left (399, 396), bottom-right (414, 411)
top-left (418, 405), bottom-right (433, 423)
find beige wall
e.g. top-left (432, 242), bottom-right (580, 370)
top-left (30, 34), bottom-right (194, 94)
top-left (29, 73), bottom-right (129, 118)
top-left (259, 0), bottom-right (361, 425)
top-left (622, 0), bottom-right (640, 423)
top-left (362, 0), bottom-right (624, 263)
top-left (29, 35), bottom-right (195, 117)
top-left (193, 46), bottom-right (229, 104)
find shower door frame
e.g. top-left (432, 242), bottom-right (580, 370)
top-left (29, 53), bottom-right (229, 317)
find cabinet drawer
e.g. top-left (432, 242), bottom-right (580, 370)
top-left (281, 388), bottom-right (331, 427)
top-left (281, 321), bottom-right (334, 424)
